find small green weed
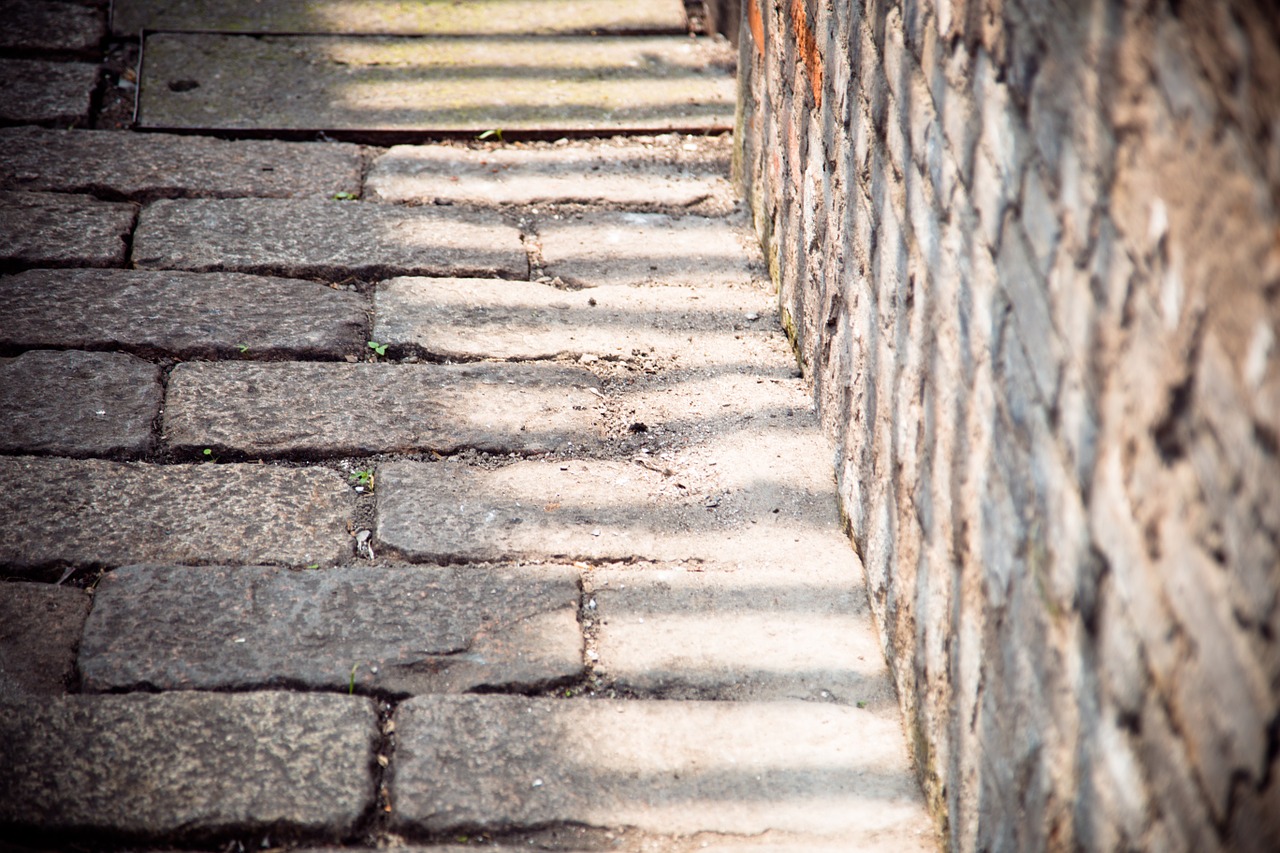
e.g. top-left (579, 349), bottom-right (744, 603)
top-left (236, 343), bottom-right (250, 353)
top-left (349, 469), bottom-right (374, 490)
top-left (349, 663), bottom-right (359, 695)
top-left (367, 341), bottom-right (388, 357)
top-left (201, 448), bottom-right (217, 462)
top-left (332, 191), bottom-right (357, 201)
top-left (477, 128), bottom-right (503, 142)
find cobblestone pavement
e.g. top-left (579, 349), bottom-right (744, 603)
top-left (0, 2), bottom-right (936, 850)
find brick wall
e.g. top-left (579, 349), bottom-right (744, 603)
top-left (735, 1), bottom-right (1280, 849)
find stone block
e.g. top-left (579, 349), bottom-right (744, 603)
top-left (0, 582), bottom-right (90, 697)
top-left (80, 563), bottom-right (583, 695)
top-left (0, 691), bottom-right (377, 841)
top-left (0, 1), bottom-right (105, 53)
top-left (0, 268), bottom-right (367, 359)
top-left (132, 198), bottom-right (527, 281)
top-left (0, 127), bottom-right (363, 200)
top-left (0, 191), bottom-right (135, 271)
top-left (163, 361), bottom-right (602, 457)
top-left (0, 60), bottom-right (96, 125)
top-left (0, 458), bottom-right (352, 578)
top-left (0, 351), bottom-right (161, 458)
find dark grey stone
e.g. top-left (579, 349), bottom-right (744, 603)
top-left (0, 268), bottom-right (367, 359)
top-left (0, 1), bottom-right (105, 54)
top-left (0, 192), bottom-right (135, 270)
top-left (0, 60), bottom-right (97, 125)
top-left (0, 691), bottom-right (377, 840)
top-left (0, 127), bottom-right (363, 200)
top-left (79, 563), bottom-right (583, 695)
top-left (0, 582), bottom-right (90, 697)
top-left (163, 362), bottom-right (602, 457)
top-left (132, 198), bottom-right (527, 281)
top-left (0, 458), bottom-right (352, 578)
top-left (0, 350), bottom-right (161, 458)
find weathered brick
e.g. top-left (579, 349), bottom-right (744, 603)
top-left (0, 191), bottom-right (135, 271)
top-left (0, 0), bottom-right (105, 54)
top-left (0, 60), bottom-right (96, 125)
top-left (0, 583), bottom-right (90, 697)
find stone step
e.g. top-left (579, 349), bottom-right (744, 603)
top-left (0, 268), bottom-right (367, 359)
top-left (0, 458), bottom-right (352, 579)
top-left (372, 276), bottom-right (777, 364)
top-left (0, 0), bottom-right (105, 55)
top-left (0, 59), bottom-right (96, 126)
top-left (0, 582), bottom-right (90, 698)
top-left (390, 694), bottom-right (935, 846)
top-left (366, 136), bottom-right (732, 208)
top-left (0, 127), bottom-right (363, 200)
top-left (136, 34), bottom-right (735, 134)
top-left (0, 191), bottom-right (135, 272)
top-left (163, 361), bottom-right (602, 457)
top-left (0, 691), bottom-right (378, 843)
top-left (113, 0), bottom-right (689, 36)
top-left (0, 350), bottom-right (161, 458)
top-left (79, 563), bottom-right (583, 695)
top-left (132, 198), bottom-right (528, 281)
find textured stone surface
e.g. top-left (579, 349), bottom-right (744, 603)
top-left (0, 691), bottom-right (377, 840)
top-left (0, 192), bottom-right (135, 271)
top-left (0, 350), bottom-right (161, 458)
top-left (113, 0), bottom-right (688, 35)
top-left (80, 563), bottom-right (583, 695)
top-left (164, 362), bottom-right (602, 457)
top-left (0, 458), bottom-right (351, 578)
top-left (132, 198), bottom-right (527, 280)
top-left (367, 138), bottom-right (731, 208)
top-left (0, 583), bottom-right (90, 697)
top-left (0, 60), bottom-right (96, 125)
top-left (591, 567), bottom-right (895, 707)
top-left (0, 127), bottom-right (363, 200)
top-left (0, 268), bottom-right (367, 359)
top-left (539, 212), bottom-right (758, 287)
top-left (391, 695), bottom-right (933, 843)
top-left (137, 34), bottom-right (735, 133)
top-left (0, 0), bottom-right (104, 53)
top-left (373, 277), bottom-right (776, 363)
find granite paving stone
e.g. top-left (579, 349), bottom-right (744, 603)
top-left (366, 138), bottom-right (731, 208)
top-left (113, 0), bottom-right (688, 35)
top-left (132, 198), bottom-right (527, 280)
top-left (0, 191), bottom-right (135, 271)
top-left (0, 268), bottom-right (367, 359)
top-left (137, 34), bottom-right (736, 134)
top-left (163, 362), bottom-right (602, 457)
top-left (0, 60), bottom-right (97, 125)
top-left (0, 582), bottom-right (90, 697)
top-left (0, 691), bottom-right (377, 841)
top-left (0, 0), bottom-right (105, 54)
top-left (0, 458), bottom-right (352, 578)
top-left (539, 212), bottom-right (759, 286)
top-left (390, 694), bottom-right (934, 843)
top-left (373, 277), bottom-right (777, 364)
top-left (0, 350), bottom-right (161, 458)
top-left (0, 127), bottom-right (363, 200)
top-left (79, 563), bottom-right (583, 695)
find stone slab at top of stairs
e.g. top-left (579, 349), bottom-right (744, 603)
top-left (0, 191), bottom-right (135, 271)
top-left (113, 0), bottom-right (689, 36)
top-left (0, 582), bottom-right (90, 698)
top-left (0, 691), bottom-right (377, 842)
top-left (0, 268), bottom-right (367, 359)
top-left (0, 60), bottom-right (97, 126)
top-left (132, 198), bottom-right (528, 281)
top-left (163, 361), bottom-right (603, 457)
top-left (80, 563), bottom-right (583, 696)
top-left (0, 127), bottom-right (363, 200)
top-left (137, 33), bottom-right (735, 134)
top-left (0, 458), bottom-right (352, 578)
top-left (0, 0), bottom-right (105, 54)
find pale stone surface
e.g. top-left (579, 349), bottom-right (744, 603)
top-left (0, 1), bottom-right (104, 53)
top-left (0, 583), bottom-right (90, 697)
top-left (591, 567), bottom-right (896, 708)
top-left (366, 138), bottom-right (731, 207)
top-left (391, 695), bottom-right (934, 844)
top-left (0, 268), bottom-right (367, 359)
top-left (0, 127), bottom-right (363, 200)
top-left (80, 564), bottom-right (583, 695)
top-left (163, 362), bottom-right (602, 457)
top-left (0, 458), bottom-right (352, 578)
top-left (0, 192), bottom-right (135, 270)
top-left (372, 277), bottom-right (776, 363)
top-left (132, 198), bottom-right (527, 280)
top-left (137, 34), bottom-right (735, 133)
top-left (0, 350), bottom-right (161, 458)
top-left (113, 0), bottom-right (688, 35)
top-left (0, 692), bottom-right (377, 839)
top-left (0, 60), bottom-right (96, 125)
top-left (539, 211), bottom-right (758, 286)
